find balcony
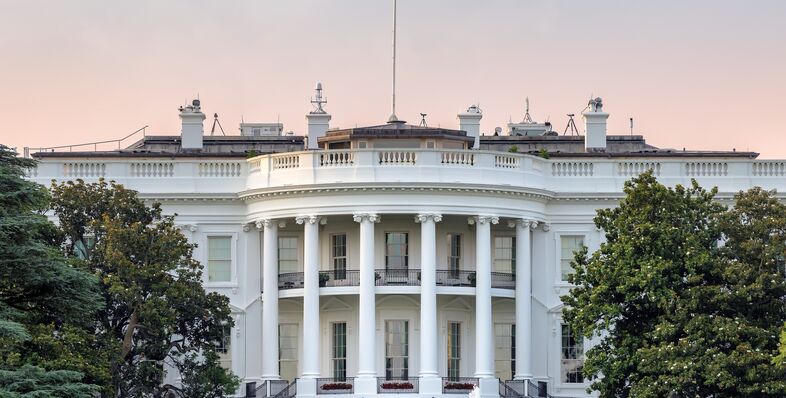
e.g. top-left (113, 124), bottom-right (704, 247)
top-left (376, 377), bottom-right (419, 394)
top-left (275, 270), bottom-right (515, 290)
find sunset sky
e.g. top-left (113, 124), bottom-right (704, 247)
top-left (1, 0), bottom-right (785, 157)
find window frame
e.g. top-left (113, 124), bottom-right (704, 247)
top-left (446, 233), bottom-right (463, 275)
top-left (384, 232), bottom-right (409, 271)
top-left (555, 232), bottom-right (587, 285)
top-left (203, 233), bottom-right (238, 287)
top-left (447, 321), bottom-right (462, 380)
top-left (278, 235), bottom-right (300, 274)
top-left (279, 323), bottom-right (300, 383)
top-left (384, 319), bottom-right (410, 380)
top-left (330, 233), bottom-right (348, 280)
top-left (559, 323), bottom-right (585, 384)
top-left (331, 322), bottom-right (348, 381)
top-left (493, 235), bottom-right (516, 274)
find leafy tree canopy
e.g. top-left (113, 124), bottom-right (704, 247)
top-left (563, 172), bottom-right (786, 398)
top-left (50, 179), bottom-right (239, 398)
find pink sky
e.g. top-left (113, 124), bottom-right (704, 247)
top-left (1, 0), bottom-right (785, 157)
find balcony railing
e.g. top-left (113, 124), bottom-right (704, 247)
top-left (278, 272), bottom-right (304, 290)
top-left (442, 377), bottom-right (479, 394)
top-left (377, 377), bottom-right (419, 394)
top-left (375, 269), bottom-right (421, 286)
top-left (319, 270), bottom-right (360, 287)
top-left (491, 271), bottom-right (516, 289)
top-left (500, 380), bottom-right (527, 398)
top-left (436, 270), bottom-right (475, 287)
top-left (316, 377), bottom-right (354, 395)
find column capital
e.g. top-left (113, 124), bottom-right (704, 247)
top-left (507, 219), bottom-right (538, 229)
top-left (296, 215), bottom-right (326, 225)
top-left (242, 223), bottom-right (252, 232)
top-left (468, 215), bottom-right (499, 225)
top-left (414, 213), bottom-right (442, 223)
top-left (255, 218), bottom-right (286, 229)
top-left (542, 223), bottom-right (551, 232)
top-left (353, 213), bottom-right (380, 223)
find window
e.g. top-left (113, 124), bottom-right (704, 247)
top-left (385, 320), bottom-right (409, 379)
top-left (331, 234), bottom-right (347, 280)
top-left (74, 234), bottom-right (96, 260)
top-left (279, 323), bottom-right (299, 382)
top-left (494, 323), bottom-right (515, 381)
top-left (447, 234), bottom-right (462, 276)
top-left (332, 322), bottom-right (347, 380)
top-left (560, 236), bottom-right (584, 282)
top-left (494, 236), bottom-right (516, 273)
top-left (385, 233), bottom-right (409, 271)
top-left (561, 324), bottom-right (584, 383)
top-left (208, 236), bottom-right (232, 282)
top-left (447, 322), bottom-right (461, 380)
top-left (216, 323), bottom-right (232, 370)
top-left (278, 236), bottom-right (298, 273)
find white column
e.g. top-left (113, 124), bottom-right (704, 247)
top-left (416, 213), bottom-right (442, 385)
top-left (354, 213), bottom-right (380, 390)
top-left (259, 219), bottom-right (280, 380)
top-left (298, 216), bottom-right (323, 379)
top-left (470, 216), bottom-right (498, 378)
top-left (244, 223), bottom-right (263, 382)
top-left (510, 219), bottom-right (535, 380)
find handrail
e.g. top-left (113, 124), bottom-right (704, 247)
top-left (24, 125), bottom-right (148, 157)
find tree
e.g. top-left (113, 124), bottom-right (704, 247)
top-left (50, 179), bottom-right (239, 397)
top-left (0, 144), bottom-right (104, 397)
top-left (563, 172), bottom-right (786, 398)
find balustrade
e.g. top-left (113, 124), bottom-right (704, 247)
top-left (130, 162), bottom-right (174, 177)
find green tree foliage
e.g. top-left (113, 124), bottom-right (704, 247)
top-left (563, 172), bottom-right (786, 397)
top-left (50, 179), bottom-right (239, 397)
top-left (0, 144), bottom-right (103, 396)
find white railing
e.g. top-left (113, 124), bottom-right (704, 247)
top-left (199, 162), bottom-right (243, 177)
top-left (752, 161), bottom-right (786, 176)
top-left (272, 154), bottom-right (300, 170)
top-left (494, 154), bottom-right (519, 169)
top-left (441, 151), bottom-right (475, 166)
top-left (551, 161), bottom-right (593, 176)
top-left (378, 150), bottom-right (417, 165)
top-left (63, 162), bottom-right (106, 178)
top-left (617, 161), bottom-right (661, 176)
top-left (686, 161), bottom-right (728, 177)
top-left (130, 162), bottom-right (174, 177)
top-left (320, 151), bottom-right (354, 167)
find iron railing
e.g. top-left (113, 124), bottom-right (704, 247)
top-left (491, 271), bottom-right (516, 289)
top-left (319, 270), bottom-right (360, 287)
top-left (316, 377), bottom-right (354, 395)
top-left (24, 125), bottom-right (148, 157)
top-left (278, 272), bottom-right (304, 290)
top-left (271, 379), bottom-right (296, 398)
top-left (436, 270), bottom-right (476, 287)
top-left (375, 268), bottom-right (421, 286)
top-left (442, 377), bottom-right (479, 394)
top-left (377, 377), bottom-right (419, 394)
top-left (500, 380), bottom-right (527, 398)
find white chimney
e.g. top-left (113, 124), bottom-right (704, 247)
top-left (180, 99), bottom-right (206, 150)
top-left (583, 97), bottom-right (609, 152)
top-left (306, 82), bottom-right (331, 149)
top-left (457, 104), bottom-right (483, 149)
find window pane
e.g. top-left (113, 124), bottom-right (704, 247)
top-left (447, 322), bottom-right (461, 379)
top-left (560, 236), bottom-right (584, 281)
top-left (493, 237), bottom-right (515, 273)
top-left (385, 233), bottom-right (408, 270)
top-left (494, 323), bottom-right (514, 380)
top-left (385, 320), bottom-right (409, 379)
top-left (332, 322), bottom-right (347, 380)
top-left (208, 236), bottom-right (232, 282)
top-left (279, 323), bottom-right (299, 382)
top-left (447, 234), bottom-right (461, 273)
top-left (216, 323), bottom-right (232, 370)
top-left (332, 234), bottom-right (347, 279)
top-left (279, 237), bottom-right (299, 273)
top-left (560, 324), bottom-right (584, 383)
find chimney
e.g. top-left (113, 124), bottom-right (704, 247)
top-left (457, 104), bottom-right (483, 149)
top-left (583, 97), bottom-right (609, 152)
top-left (180, 99), bottom-right (206, 150)
top-left (306, 82), bottom-right (331, 149)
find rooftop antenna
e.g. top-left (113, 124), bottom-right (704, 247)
top-left (629, 117), bottom-right (634, 136)
top-left (419, 113), bottom-right (428, 127)
top-left (523, 97), bottom-right (534, 123)
top-left (564, 114), bottom-right (579, 136)
top-left (310, 82), bottom-right (327, 114)
top-left (211, 113), bottom-right (226, 136)
top-left (387, 0), bottom-right (404, 123)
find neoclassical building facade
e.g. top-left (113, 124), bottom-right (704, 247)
top-left (25, 93), bottom-right (786, 398)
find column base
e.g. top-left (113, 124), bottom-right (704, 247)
top-left (513, 373), bottom-right (533, 380)
top-left (354, 376), bottom-right (378, 395)
top-left (296, 378), bottom-right (317, 398)
top-left (418, 375), bottom-right (442, 395)
top-left (478, 378), bottom-right (500, 398)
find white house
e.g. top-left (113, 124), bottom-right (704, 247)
top-left (25, 89), bottom-right (786, 398)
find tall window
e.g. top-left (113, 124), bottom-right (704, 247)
top-left (332, 322), bottom-right (347, 380)
top-left (278, 236), bottom-right (298, 273)
top-left (385, 233), bottom-right (409, 271)
top-left (561, 324), bottom-right (584, 383)
top-left (207, 236), bottom-right (232, 282)
top-left (279, 323), bottom-right (299, 382)
top-left (560, 236), bottom-right (584, 282)
top-left (447, 322), bottom-right (461, 380)
top-left (494, 323), bottom-right (515, 381)
top-left (494, 236), bottom-right (516, 273)
top-left (385, 320), bottom-right (409, 379)
top-left (447, 234), bottom-right (462, 276)
top-left (331, 234), bottom-right (347, 279)
top-left (216, 323), bottom-right (232, 370)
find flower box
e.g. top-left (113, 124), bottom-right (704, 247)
top-left (321, 382), bottom-right (353, 391)
top-left (381, 381), bottom-right (414, 390)
top-left (443, 382), bottom-right (475, 390)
